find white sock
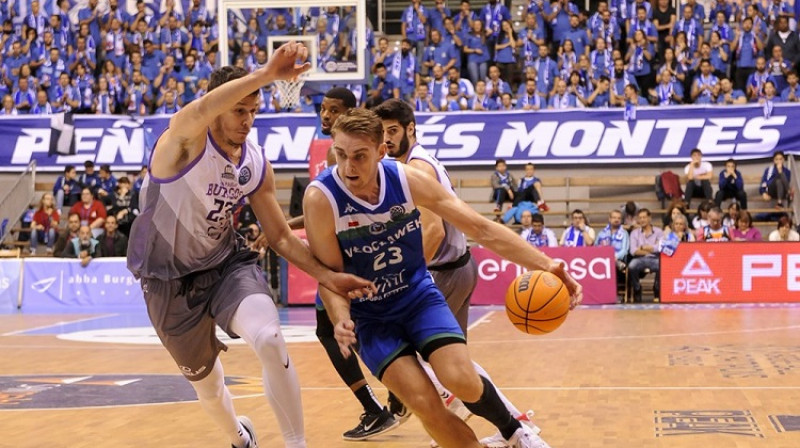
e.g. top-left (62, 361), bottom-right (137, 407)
top-left (472, 361), bottom-right (522, 419)
top-left (189, 358), bottom-right (251, 448)
top-left (231, 294), bottom-right (306, 448)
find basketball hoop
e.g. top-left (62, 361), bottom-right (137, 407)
top-left (275, 74), bottom-right (307, 111)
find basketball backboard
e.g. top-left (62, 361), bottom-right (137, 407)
top-left (217, 0), bottom-right (368, 83)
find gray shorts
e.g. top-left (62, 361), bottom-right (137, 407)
top-left (430, 255), bottom-right (478, 337)
top-left (141, 249), bottom-right (268, 381)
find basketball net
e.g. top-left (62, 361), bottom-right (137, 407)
top-left (275, 74), bottom-right (307, 111)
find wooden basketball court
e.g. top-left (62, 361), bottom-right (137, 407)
top-left (2, 304), bottom-right (799, 447)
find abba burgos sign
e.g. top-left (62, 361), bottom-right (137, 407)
top-left (661, 242), bottom-right (800, 303)
top-left (472, 246), bottom-right (617, 305)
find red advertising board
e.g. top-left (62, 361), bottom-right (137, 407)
top-left (285, 244), bottom-right (618, 305)
top-left (661, 242), bottom-right (800, 303)
top-left (471, 246), bottom-right (618, 305)
top-left (308, 139), bottom-right (332, 180)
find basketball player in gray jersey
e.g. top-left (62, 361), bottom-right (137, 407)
top-left (127, 42), bottom-right (374, 448)
top-left (373, 99), bottom-right (542, 445)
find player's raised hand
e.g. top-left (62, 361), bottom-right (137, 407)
top-left (549, 261), bottom-right (583, 309)
top-left (260, 41), bottom-right (311, 82)
top-left (322, 271), bottom-right (377, 300)
top-left (334, 319), bottom-right (357, 358)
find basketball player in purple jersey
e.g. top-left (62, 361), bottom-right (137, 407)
top-left (127, 42), bottom-right (374, 448)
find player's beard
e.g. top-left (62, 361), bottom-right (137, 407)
top-left (387, 131), bottom-right (410, 159)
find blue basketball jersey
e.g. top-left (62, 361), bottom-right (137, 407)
top-left (309, 160), bottom-right (432, 320)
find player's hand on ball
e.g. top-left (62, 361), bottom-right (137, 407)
top-left (323, 272), bottom-right (377, 300)
top-left (334, 319), bottom-right (357, 358)
top-left (261, 41), bottom-right (311, 82)
top-left (549, 261), bottom-right (583, 309)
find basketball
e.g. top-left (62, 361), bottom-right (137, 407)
top-left (505, 270), bottom-right (570, 335)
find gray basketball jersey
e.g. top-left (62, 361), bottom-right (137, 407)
top-left (127, 133), bottom-right (267, 280)
top-left (406, 143), bottom-right (468, 267)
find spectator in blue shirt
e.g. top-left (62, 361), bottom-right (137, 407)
top-left (548, 78), bottom-right (578, 109)
top-left (401, 0), bottom-right (429, 67)
top-left (781, 71), bottom-right (800, 102)
top-left (494, 19), bottom-right (517, 82)
top-left (453, 0), bottom-right (478, 41)
top-left (464, 19), bottom-right (490, 84)
top-left (54, 164), bottom-right (81, 209)
top-left (715, 77), bottom-right (747, 104)
top-left (96, 164), bottom-right (118, 205)
top-left (596, 210), bottom-right (630, 272)
top-left (709, 11), bottom-right (733, 46)
top-left (760, 150), bottom-right (792, 208)
top-left (141, 39), bottom-right (165, 81)
top-left (732, 17), bottom-right (763, 91)
top-left (12, 76), bottom-right (35, 114)
top-left (652, 69), bottom-right (684, 104)
top-left (50, 72), bottom-right (80, 112)
top-left (627, 29), bottom-right (655, 94)
top-left (746, 56), bottom-right (776, 102)
top-left (413, 83), bottom-right (437, 111)
top-left (366, 62), bottom-right (400, 108)
top-left (77, 0), bottom-right (102, 49)
top-left (593, 8), bottom-right (622, 50)
top-left (767, 45), bottom-right (792, 93)
top-left (103, 0), bottom-right (131, 31)
top-left (423, 28), bottom-right (458, 78)
top-left (155, 89), bottom-right (181, 114)
top-left (519, 12), bottom-right (546, 68)
top-left (671, 5), bottom-right (703, 54)
top-left (710, 0), bottom-right (738, 22)
top-left (563, 14), bottom-right (590, 57)
top-left (68, 36), bottom-right (96, 73)
top-left (715, 158), bottom-right (747, 209)
top-left (428, 0), bottom-right (451, 35)
top-left (587, 75), bottom-right (612, 107)
top-left (681, 0), bottom-right (705, 22)
top-left (389, 39), bottom-right (417, 100)
top-left (468, 79), bottom-right (497, 110)
top-left (691, 59), bottom-right (719, 103)
top-left (6, 41), bottom-right (29, 84)
top-left (517, 79), bottom-right (542, 110)
top-left (31, 88), bottom-right (52, 115)
top-left (534, 43), bottom-right (558, 98)
top-left (546, 0), bottom-right (579, 53)
top-left (79, 161), bottom-right (100, 194)
top-left (481, 0), bottom-right (511, 62)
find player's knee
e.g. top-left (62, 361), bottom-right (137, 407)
top-left (252, 320), bottom-right (284, 354)
top-left (438, 365), bottom-right (482, 401)
top-left (402, 391), bottom-right (446, 421)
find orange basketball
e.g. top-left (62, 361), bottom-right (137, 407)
top-left (505, 270), bottom-right (570, 335)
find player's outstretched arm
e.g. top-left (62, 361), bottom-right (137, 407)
top-left (151, 41), bottom-right (311, 179)
top-left (304, 186), bottom-right (358, 357)
top-left (250, 162), bottom-right (375, 299)
top-left (405, 164), bottom-right (583, 308)
top-left (407, 159), bottom-right (445, 263)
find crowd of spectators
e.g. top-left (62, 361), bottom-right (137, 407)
top-left (17, 160), bottom-right (141, 261)
top-left (1, 0), bottom-right (800, 117)
top-left (507, 149), bottom-right (795, 302)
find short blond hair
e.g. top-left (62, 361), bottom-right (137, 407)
top-left (331, 108), bottom-right (384, 146)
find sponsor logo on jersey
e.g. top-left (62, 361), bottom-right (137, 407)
top-left (222, 165), bottom-right (235, 181)
top-left (369, 222), bottom-right (387, 235)
top-left (389, 205), bottom-right (406, 220)
top-left (238, 166), bottom-right (252, 185)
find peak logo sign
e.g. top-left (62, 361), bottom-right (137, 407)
top-left (662, 243), bottom-right (800, 303)
top-left (673, 251), bottom-right (721, 295)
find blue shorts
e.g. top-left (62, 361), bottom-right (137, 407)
top-left (354, 284), bottom-right (465, 379)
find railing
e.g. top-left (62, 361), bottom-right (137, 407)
top-left (0, 161), bottom-right (36, 248)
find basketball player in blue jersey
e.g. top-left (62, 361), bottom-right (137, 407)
top-left (126, 42), bottom-right (375, 448)
top-left (304, 108), bottom-right (582, 448)
top-left (285, 87), bottom-right (402, 440)
top-left (373, 98), bottom-right (542, 446)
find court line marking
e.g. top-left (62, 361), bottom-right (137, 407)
top-left (467, 324), bottom-right (800, 344)
top-left (467, 310), bottom-right (493, 331)
top-left (1, 314), bottom-right (118, 336)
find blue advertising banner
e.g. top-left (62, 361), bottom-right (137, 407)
top-left (1, 105), bottom-right (799, 171)
top-left (0, 259), bottom-right (22, 311)
top-left (21, 258), bottom-right (143, 310)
